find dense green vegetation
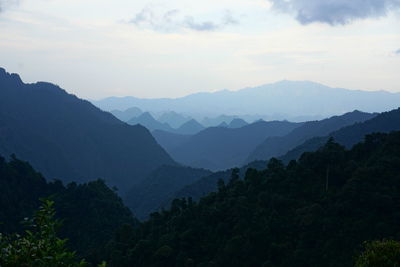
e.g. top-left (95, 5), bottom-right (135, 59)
top-left (0, 155), bottom-right (136, 263)
top-left (0, 199), bottom-right (91, 267)
top-left (355, 240), bottom-right (400, 267)
top-left (104, 131), bottom-right (400, 267)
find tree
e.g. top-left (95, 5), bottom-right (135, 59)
top-left (355, 240), bottom-right (400, 267)
top-left (0, 199), bottom-right (92, 267)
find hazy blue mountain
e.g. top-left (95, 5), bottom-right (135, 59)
top-left (0, 68), bottom-right (175, 191)
top-left (280, 107), bottom-right (400, 162)
top-left (167, 121), bottom-right (302, 171)
top-left (201, 115), bottom-right (238, 127)
top-left (175, 119), bottom-right (205, 135)
top-left (157, 111), bottom-right (191, 128)
top-left (246, 110), bottom-right (377, 163)
top-left (218, 121), bottom-right (229, 128)
top-left (93, 80), bottom-right (400, 119)
top-left (170, 108), bottom-right (400, 206)
top-left (228, 118), bottom-right (248, 128)
top-left (124, 165), bottom-right (212, 220)
top-left (127, 112), bottom-right (175, 132)
top-left (110, 107), bottom-right (142, 122)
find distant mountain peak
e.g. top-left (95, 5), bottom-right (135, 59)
top-left (228, 118), bottom-right (248, 129)
top-left (139, 112), bottom-right (155, 119)
top-left (0, 68), bottom-right (23, 85)
top-left (0, 67), bottom-right (175, 192)
top-left (175, 119), bottom-right (204, 135)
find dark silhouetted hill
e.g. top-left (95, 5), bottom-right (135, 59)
top-left (105, 131), bottom-right (400, 266)
top-left (0, 68), bottom-right (175, 191)
top-left (0, 155), bottom-right (136, 260)
top-left (247, 110), bottom-right (376, 163)
top-left (280, 107), bottom-right (400, 162)
top-left (167, 121), bottom-right (302, 170)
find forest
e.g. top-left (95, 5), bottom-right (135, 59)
top-left (2, 131), bottom-right (400, 266)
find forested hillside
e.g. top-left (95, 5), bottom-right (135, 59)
top-left (247, 110), bottom-right (376, 163)
top-left (0, 68), bottom-right (175, 191)
top-left (281, 107), bottom-right (400, 162)
top-left (104, 131), bottom-right (400, 267)
top-left (0, 155), bottom-right (136, 262)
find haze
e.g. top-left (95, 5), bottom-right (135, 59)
top-left (0, 0), bottom-right (399, 99)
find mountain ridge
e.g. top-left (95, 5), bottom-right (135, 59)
top-left (0, 67), bottom-right (176, 191)
top-left (93, 80), bottom-right (400, 120)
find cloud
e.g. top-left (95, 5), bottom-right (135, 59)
top-left (269, 0), bottom-right (400, 25)
top-left (129, 7), bottom-right (238, 32)
top-left (0, 0), bottom-right (20, 13)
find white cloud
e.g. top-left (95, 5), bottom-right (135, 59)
top-left (129, 6), bottom-right (239, 32)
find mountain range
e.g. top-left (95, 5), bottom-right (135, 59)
top-left (168, 107), bottom-right (400, 207)
top-left (246, 110), bottom-right (377, 163)
top-left (127, 112), bottom-right (206, 135)
top-left (0, 68), bottom-right (175, 191)
top-left (93, 80), bottom-right (400, 120)
top-left (280, 107), bottom-right (400, 163)
top-left (154, 120), bottom-right (302, 171)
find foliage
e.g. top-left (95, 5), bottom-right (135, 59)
top-left (355, 240), bottom-right (400, 267)
top-left (0, 199), bottom-right (87, 267)
top-left (0, 155), bottom-right (136, 264)
top-left (104, 131), bottom-right (400, 267)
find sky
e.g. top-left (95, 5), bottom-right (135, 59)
top-left (0, 0), bottom-right (399, 99)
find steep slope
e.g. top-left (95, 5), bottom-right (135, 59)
top-left (124, 165), bottom-right (212, 220)
top-left (93, 80), bottom-right (400, 119)
top-left (247, 110), bottom-right (376, 162)
top-left (127, 112), bottom-right (175, 132)
top-left (0, 68), bottom-right (175, 191)
top-left (152, 130), bottom-right (192, 152)
top-left (280, 107), bottom-right (400, 162)
top-left (169, 121), bottom-right (302, 170)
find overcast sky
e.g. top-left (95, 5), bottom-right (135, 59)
top-left (0, 0), bottom-right (399, 99)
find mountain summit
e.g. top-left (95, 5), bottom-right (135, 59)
top-left (0, 68), bottom-right (175, 191)
top-left (93, 80), bottom-right (400, 120)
